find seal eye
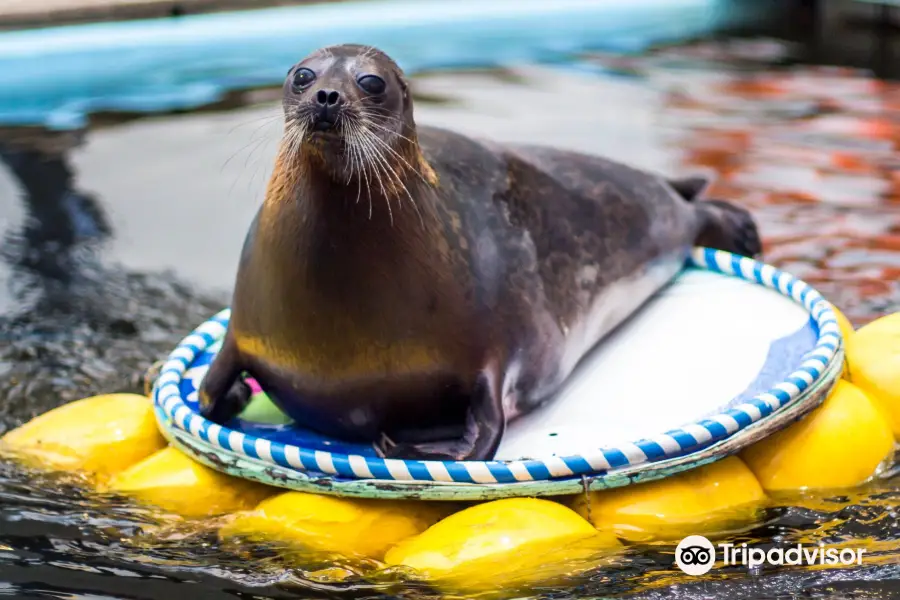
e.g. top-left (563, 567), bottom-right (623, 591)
top-left (292, 68), bottom-right (316, 91)
top-left (357, 74), bottom-right (386, 95)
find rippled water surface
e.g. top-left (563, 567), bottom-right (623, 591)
top-left (2, 34), bottom-right (900, 599)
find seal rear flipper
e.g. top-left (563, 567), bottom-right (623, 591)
top-left (694, 199), bottom-right (763, 259)
top-left (667, 175), bottom-right (711, 202)
top-left (380, 370), bottom-right (506, 461)
top-left (198, 335), bottom-right (251, 424)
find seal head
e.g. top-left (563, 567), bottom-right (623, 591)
top-left (279, 44), bottom-right (431, 200)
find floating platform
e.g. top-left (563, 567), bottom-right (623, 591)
top-left (5, 248), bottom-right (899, 586)
top-left (151, 248), bottom-right (845, 501)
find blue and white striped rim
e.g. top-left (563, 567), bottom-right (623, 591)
top-left (152, 247), bottom-right (843, 485)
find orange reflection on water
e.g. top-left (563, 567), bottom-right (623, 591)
top-left (656, 58), bottom-right (900, 326)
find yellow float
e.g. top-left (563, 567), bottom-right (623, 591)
top-left (845, 311), bottom-right (900, 437)
top-left (741, 379), bottom-right (894, 492)
top-left (0, 393), bottom-right (166, 480)
top-left (384, 498), bottom-right (620, 593)
top-left (570, 456), bottom-right (767, 542)
top-left (832, 303), bottom-right (855, 378)
top-left (220, 491), bottom-right (455, 560)
top-left (106, 446), bottom-right (274, 518)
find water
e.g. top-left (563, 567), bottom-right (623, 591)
top-left (2, 28), bottom-right (900, 599)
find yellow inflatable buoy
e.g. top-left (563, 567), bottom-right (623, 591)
top-left (845, 311), bottom-right (900, 437)
top-left (741, 379), bottom-right (894, 491)
top-left (570, 456), bottom-right (766, 542)
top-left (0, 393), bottom-right (166, 480)
top-left (831, 303), bottom-right (855, 342)
top-left (384, 498), bottom-right (619, 593)
top-left (830, 303), bottom-right (854, 378)
top-left (106, 446), bottom-right (274, 518)
top-left (219, 491), bottom-right (455, 561)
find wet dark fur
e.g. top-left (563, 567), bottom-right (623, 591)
top-left (199, 44), bottom-right (762, 461)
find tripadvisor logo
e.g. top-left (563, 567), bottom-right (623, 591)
top-left (675, 535), bottom-right (716, 575)
top-left (675, 535), bottom-right (866, 576)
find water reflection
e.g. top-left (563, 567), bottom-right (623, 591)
top-left (595, 41), bottom-right (900, 326)
top-left (0, 133), bottom-right (226, 430)
top-left (0, 141), bottom-right (110, 296)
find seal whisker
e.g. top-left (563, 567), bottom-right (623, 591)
top-left (361, 123), bottom-right (428, 183)
top-left (223, 132), bottom-right (278, 204)
top-left (336, 110), bottom-right (354, 186)
top-left (221, 118), bottom-right (281, 173)
top-left (343, 115), bottom-right (367, 207)
top-left (362, 139), bottom-right (395, 224)
top-left (354, 130), bottom-right (375, 219)
top-left (358, 105), bottom-right (403, 122)
top-left (362, 127), bottom-right (425, 226)
top-left (242, 123), bottom-right (278, 173)
top-left (344, 127), bottom-right (358, 186)
top-left (339, 107), bottom-right (381, 212)
top-left (357, 124), bottom-right (420, 184)
top-left (284, 128), bottom-right (299, 162)
top-left (286, 121), bottom-right (307, 165)
top-left (358, 111), bottom-right (418, 146)
top-left (354, 128), bottom-right (395, 225)
top-left (355, 128), bottom-right (393, 187)
top-left (224, 111), bottom-right (283, 143)
top-left (363, 129), bottom-right (423, 228)
top-left (356, 105), bottom-right (401, 121)
top-left (353, 142), bottom-right (365, 208)
top-left (361, 44), bottom-right (378, 62)
top-left (357, 114), bottom-right (437, 194)
top-left (346, 117), bottom-right (375, 218)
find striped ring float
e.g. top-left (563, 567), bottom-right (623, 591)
top-left (152, 247), bottom-right (844, 493)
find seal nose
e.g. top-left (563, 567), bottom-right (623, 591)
top-left (314, 89), bottom-right (342, 130)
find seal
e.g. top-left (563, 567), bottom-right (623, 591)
top-left (198, 43), bottom-right (762, 462)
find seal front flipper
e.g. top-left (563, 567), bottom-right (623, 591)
top-left (694, 199), bottom-right (763, 260)
top-left (381, 369), bottom-right (506, 462)
top-left (198, 334), bottom-right (251, 424)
